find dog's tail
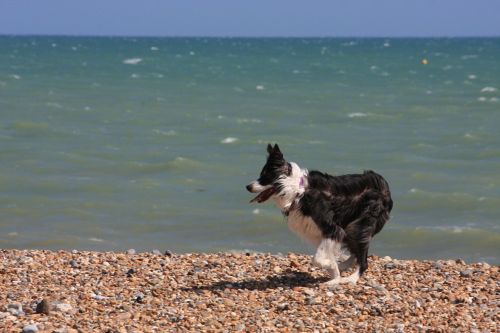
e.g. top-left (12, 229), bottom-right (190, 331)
top-left (363, 170), bottom-right (393, 213)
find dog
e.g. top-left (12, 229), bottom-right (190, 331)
top-left (246, 144), bottom-right (393, 285)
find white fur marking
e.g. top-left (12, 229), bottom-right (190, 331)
top-left (326, 266), bottom-right (360, 285)
top-left (273, 162), bottom-right (308, 212)
top-left (287, 211), bottom-right (322, 246)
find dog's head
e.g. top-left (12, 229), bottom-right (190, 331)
top-left (246, 143), bottom-right (293, 203)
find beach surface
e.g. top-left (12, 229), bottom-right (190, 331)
top-left (0, 249), bottom-right (497, 332)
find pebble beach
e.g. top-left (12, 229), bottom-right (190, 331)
top-left (0, 249), bottom-right (497, 333)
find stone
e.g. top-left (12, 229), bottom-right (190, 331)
top-left (35, 299), bottom-right (50, 315)
top-left (151, 249), bottom-right (162, 255)
top-left (126, 268), bottom-right (135, 277)
top-left (22, 324), bottom-right (38, 333)
top-left (277, 303), bottom-right (289, 310)
top-left (7, 302), bottom-right (23, 316)
top-left (384, 262), bottom-right (397, 269)
top-left (126, 249), bottom-right (136, 255)
top-left (303, 288), bottom-right (315, 297)
top-left (69, 260), bottom-right (78, 268)
top-left (54, 303), bottom-right (73, 313)
top-left (460, 269), bottom-right (473, 278)
top-left (134, 292), bottom-right (145, 303)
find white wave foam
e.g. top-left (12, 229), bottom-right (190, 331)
top-left (252, 209), bottom-right (260, 215)
top-left (490, 97), bottom-right (499, 102)
top-left (256, 85), bottom-right (265, 91)
top-left (123, 58), bottom-right (143, 65)
top-left (461, 54), bottom-right (478, 60)
top-left (221, 137), bottom-right (238, 144)
top-left (468, 74), bottom-right (477, 80)
top-left (348, 112), bottom-right (368, 118)
top-left (480, 86), bottom-right (497, 93)
top-left (130, 73), bottom-right (140, 78)
top-left (152, 129), bottom-right (176, 136)
top-left (237, 118), bottom-right (262, 124)
top-left (341, 41), bottom-right (357, 47)
top-left (46, 102), bottom-right (63, 109)
top-left (89, 237), bottom-right (104, 242)
top-left (151, 46), bottom-right (159, 51)
top-left (478, 97), bottom-right (487, 102)
top-left (11, 74), bottom-right (21, 80)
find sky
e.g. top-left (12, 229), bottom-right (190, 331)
top-left (1, 0), bottom-right (499, 37)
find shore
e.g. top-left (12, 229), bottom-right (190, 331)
top-left (0, 250), bottom-right (497, 332)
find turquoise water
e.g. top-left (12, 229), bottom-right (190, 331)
top-left (0, 36), bottom-right (499, 264)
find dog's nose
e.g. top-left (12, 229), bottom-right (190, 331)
top-left (246, 184), bottom-right (253, 192)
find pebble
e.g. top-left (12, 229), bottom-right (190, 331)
top-left (0, 250), bottom-right (496, 332)
top-left (54, 303), bottom-right (73, 313)
top-left (7, 302), bottom-right (23, 316)
top-left (126, 249), bottom-right (136, 255)
top-left (384, 262), bottom-right (397, 269)
top-left (35, 299), bottom-right (50, 315)
top-left (22, 324), bottom-right (38, 333)
top-left (460, 269), bottom-right (473, 277)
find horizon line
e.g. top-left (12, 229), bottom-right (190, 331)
top-left (1, 33), bottom-right (499, 39)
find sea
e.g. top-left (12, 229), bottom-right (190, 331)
top-left (0, 36), bottom-right (499, 264)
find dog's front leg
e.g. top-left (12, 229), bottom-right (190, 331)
top-left (312, 238), bottom-right (341, 281)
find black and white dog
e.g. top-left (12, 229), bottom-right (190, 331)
top-left (246, 144), bottom-right (393, 285)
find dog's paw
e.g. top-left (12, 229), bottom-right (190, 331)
top-left (312, 255), bottom-right (331, 269)
top-left (324, 275), bottom-right (359, 286)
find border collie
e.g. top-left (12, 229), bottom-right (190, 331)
top-left (246, 144), bottom-right (393, 285)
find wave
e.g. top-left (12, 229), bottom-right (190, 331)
top-left (123, 58), bottom-right (143, 65)
top-left (221, 137), bottom-right (238, 144)
top-left (480, 86), bottom-right (497, 93)
top-left (347, 112), bottom-right (369, 118)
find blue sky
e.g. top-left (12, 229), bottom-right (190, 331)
top-left (1, 0), bottom-right (499, 37)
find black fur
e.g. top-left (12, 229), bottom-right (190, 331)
top-left (248, 144), bottom-right (393, 278)
top-left (299, 170), bottom-right (392, 276)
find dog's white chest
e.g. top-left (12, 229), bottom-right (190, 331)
top-left (287, 211), bottom-right (322, 247)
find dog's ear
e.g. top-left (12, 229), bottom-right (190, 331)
top-left (267, 143), bottom-right (283, 158)
top-left (273, 144), bottom-right (282, 155)
top-left (270, 144), bottom-right (283, 159)
top-left (267, 143), bottom-right (274, 155)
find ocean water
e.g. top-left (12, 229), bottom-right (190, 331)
top-left (0, 36), bottom-right (499, 264)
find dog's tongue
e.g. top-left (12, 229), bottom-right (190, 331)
top-left (250, 187), bottom-right (275, 203)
